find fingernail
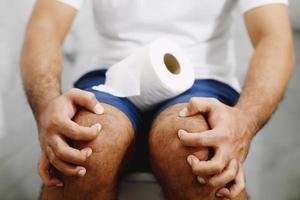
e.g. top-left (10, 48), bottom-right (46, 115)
top-left (187, 155), bottom-right (193, 166)
top-left (56, 183), bottom-right (63, 187)
top-left (83, 148), bottom-right (92, 157)
top-left (179, 108), bottom-right (188, 117)
top-left (197, 176), bottom-right (206, 184)
top-left (216, 192), bottom-right (224, 197)
top-left (78, 167), bottom-right (86, 177)
top-left (93, 123), bottom-right (101, 132)
top-left (177, 129), bottom-right (186, 138)
top-left (94, 103), bottom-right (104, 114)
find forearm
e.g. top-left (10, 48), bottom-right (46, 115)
top-left (21, 26), bottom-right (62, 121)
top-left (235, 35), bottom-right (295, 135)
top-left (21, 0), bottom-right (76, 122)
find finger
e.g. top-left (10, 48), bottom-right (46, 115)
top-left (66, 88), bottom-right (104, 114)
top-left (48, 135), bottom-right (92, 165)
top-left (38, 152), bottom-right (63, 187)
top-left (56, 116), bottom-right (101, 141)
top-left (217, 163), bottom-right (245, 199)
top-left (208, 159), bottom-right (238, 188)
top-left (187, 149), bottom-right (227, 176)
top-left (216, 188), bottom-right (230, 199)
top-left (179, 97), bottom-right (219, 117)
top-left (228, 163), bottom-right (245, 198)
top-left (196, 176), bottom-right (207, 185)
top-left (178, 129), bottom-right (217, 147)
top-left (46, 146), bottom-right (86, 177)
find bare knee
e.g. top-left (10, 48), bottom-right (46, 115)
top-left (42, 103), bottom-right (134, 200)
top-left (149, 103), bottom-right (209, 165)
top-left (68, 104), bottom-right (134, 186)
top-left (149, 103), bottom-right (214, 199)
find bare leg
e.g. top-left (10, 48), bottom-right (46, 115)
top-left (149, 103), bottom-right (247, 200)
top-left (40, 103), bottom-right (135, 200)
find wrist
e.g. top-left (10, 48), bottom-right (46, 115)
top-left (34, 91), bottom-right (61, 125)
top-left (234, 106), bottom-right (260, 140)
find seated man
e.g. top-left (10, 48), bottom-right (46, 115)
top-left (21, 0), bottom-right (294, 199)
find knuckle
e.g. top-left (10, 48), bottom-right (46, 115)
top-left (86, 94), bottom-right (97, 105)
top-left (219, 132), bottom-right (230, 141)
top-left (215, 163), bottom-right (223, 173)
top-left (49, 155), bottom-right (55, 164)
top-left (45, 146), bottom-right (51, 157)
top-left (189, 97), bottom-right (199, 106)
top-left (78, 155), bottom-right (87, 163)
top-left (208, 180), bottom-right (217, 187)
top-left (209, 98), bottom-right (218, 104)
top-left (215, 168), bottom-right (222, 174)
top-left (48, 153), bottom-right (56, 164)
top-left (196, 138), bottom-right (203, 145)
top-left (87, 92), bottom-right (96, 100)
top-left (231, 186), bottom-right (244, 198)
top-left (70, 132), bottom-right (80, 140)
top-left (55, 148), bottom-right (64, 159)
top-left (47, 116), bottom-right (60, 130)
top-left (240, 181), bottom-right (245, 190)
top-left (46, 121), bottom-right (55, 131)
top-left (224, 134), bottom-right (231, 141)
top-left (191, 165), bottom-right (200, 175)
top-left (68, 88), bottom-right (79, 95)
top-left (228, 170), bottom-right (236, 179)
top-left (51, 139), bottom-right (59, 150)
top-left (37, 168), bottom-right (43, 177)
top-left (67, 127), bottom-right (80, 138)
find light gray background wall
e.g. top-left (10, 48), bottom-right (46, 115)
top-left (0, 1), bottom-right (299, 199)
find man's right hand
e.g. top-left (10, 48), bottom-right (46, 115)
top-left (37, 88), bottom-right (104, 187)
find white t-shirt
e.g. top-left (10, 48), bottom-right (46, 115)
top-left (58, 0), bottom-right (288, 91)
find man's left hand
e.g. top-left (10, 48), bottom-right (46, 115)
top-left (177, 97), bottom-right (257, 198)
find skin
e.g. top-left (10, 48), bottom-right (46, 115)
top-left (149, 103), bottom-right (248, 200)
top-left (37, 88), bottom-right (106, 186)
top-left (21, 0), bottom-right (294, 199)
top-left (21, 0), bottom-right (84, 187)
top-left (40, 103), bottom-right (135, 200)
top-left (177, 4), bottom-right (295, 199)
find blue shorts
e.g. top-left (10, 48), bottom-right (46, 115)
top-left (74, 69), bottom-right (239, 171)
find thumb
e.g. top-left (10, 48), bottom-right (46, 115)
top-left (66, 88), bottom-right (104, 114)
top-left (179, 97), bottom-right (218, 117)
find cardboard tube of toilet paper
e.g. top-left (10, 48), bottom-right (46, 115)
top-left (92, 39), bottom-right (195, 111)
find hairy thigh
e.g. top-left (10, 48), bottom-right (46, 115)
top-left (41, 103), bottom-right (135, 199)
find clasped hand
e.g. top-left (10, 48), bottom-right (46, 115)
top-left (38, 89), bottom-right (104, 187)
top-left (178, 97), bottom-right (256, 199)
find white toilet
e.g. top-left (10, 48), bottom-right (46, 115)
top-left (119, 173), bottom-right (164, 200)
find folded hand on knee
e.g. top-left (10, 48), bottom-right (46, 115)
top-left (177, 97), bottom-right (256, 199)
top-left (37, 88), bottom-right (104, 187)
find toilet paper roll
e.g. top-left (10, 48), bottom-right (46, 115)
top-left (92, 39), bottom-right (195, 111)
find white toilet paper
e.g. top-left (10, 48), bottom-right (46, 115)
top-left (92, 39), bottom-right (195, 111)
